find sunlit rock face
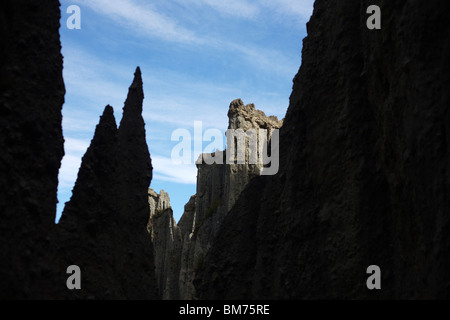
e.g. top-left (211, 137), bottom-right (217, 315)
top-left (149, 99), bottom-right (282, 299)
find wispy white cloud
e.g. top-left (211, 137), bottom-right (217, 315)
top-left (186, 0), bottom-right (260, 19)
top-left (69, 0), bottom-right (302, 77)
top-left (174, 0), bottom-right (313, 22)
top-left (143, 92), bottom-right (231, 129)
top-left (65, 137), bottom-right (90, 154)
top-left (59, 154), bottom-right (82, 189)
top-left (62, 115), bottom-right (98, 135)
top-left (224, 41), bottom-right (300, 78)
top-left (62, 45), bottom-right (131, 112)
top-left (58, 137), bottom-right (90, 188)
top-left (152, 154), bottom-right (197, 184)
top-left (74, 0), bottom-right (200, 43)
top-left (263, 0), bottom-right (315, 22)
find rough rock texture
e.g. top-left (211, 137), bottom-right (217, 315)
top-left (176, 195), bottom-right (197, 299)
top-left (149, 207), bottom-right (182, 299)
top-left (148, 188), bottom-right (171, 221)
top-left (56, 68), bottom-right (158, 299)
top-left (192, 99), bottom-right (282, 241)
top-left (0, 0), bottom-right (65, 298)
top-left (149, 100), bottom-right (282, 299)
top-left (195, 0), bottom-right (450, 299)
top-left (228, 99), bottom-right (283, 132)
top-left (225, 99), bottom-right (283, 208)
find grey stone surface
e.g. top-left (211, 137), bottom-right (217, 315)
top-left (149, 99), bottom-right (282, 299)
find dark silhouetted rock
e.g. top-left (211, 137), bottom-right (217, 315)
top-left (195, 0), bottom-right (450, 299)
top-left (57, 69), bottom-right (158, 299)
top-left (1, 1), bottom-right (157, 300)
top-left (0, 0), bottom-right (64, 298)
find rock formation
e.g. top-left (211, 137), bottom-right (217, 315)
top-left (148, 188), bottom-right (172, 222)
top-left (56, 68), bottom-right (158, 299)
top-left (149, 99), bottom-right (282, 299)
top-left (195, 0), bottom-right (450, 299)
top-left (2, 0), bottom-right (449, 300)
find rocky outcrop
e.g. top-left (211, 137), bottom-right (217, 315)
top-left (195, 0), bottom-right (450, 299)
top-left (224, 99), bottom-right (283, 209)
top-left (0, 0), bottom-right (65, 298)
top-left (192, 99), bottom-right (282, 242)
top-left (149, 99), bottom-right (282, 299)
top-left (148, 188), bottom-right (171, 221)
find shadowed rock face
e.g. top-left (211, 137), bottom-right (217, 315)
top-left (55, 105), bottom-right (120, 298)
top-left (147, 189), bottom-right (181, 299)
top-left (0, 0), bottom-right (65, 298)
top-left (60, 105), bottom-right (118, 227)
top-left (195, 0), bottom-right (450, 299)
top-left (57, 68), bottom-right (158, 299)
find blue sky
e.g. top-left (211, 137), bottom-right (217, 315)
top-left (57, 0), bottom-right (313, 222)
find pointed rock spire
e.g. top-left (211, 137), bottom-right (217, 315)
top-left (56, 68), bottom-right (158, 299)
top-left (117, 66), bottom-right (152, 200)
top-left (120, 66), bottom-right (144, 129)
top-left (59, 105), bottom-right (118, 224)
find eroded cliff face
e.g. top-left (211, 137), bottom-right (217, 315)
top-left (195, 0), bottom-right (450, 299)
top-left (149, 99), bottom-right (282, 299)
